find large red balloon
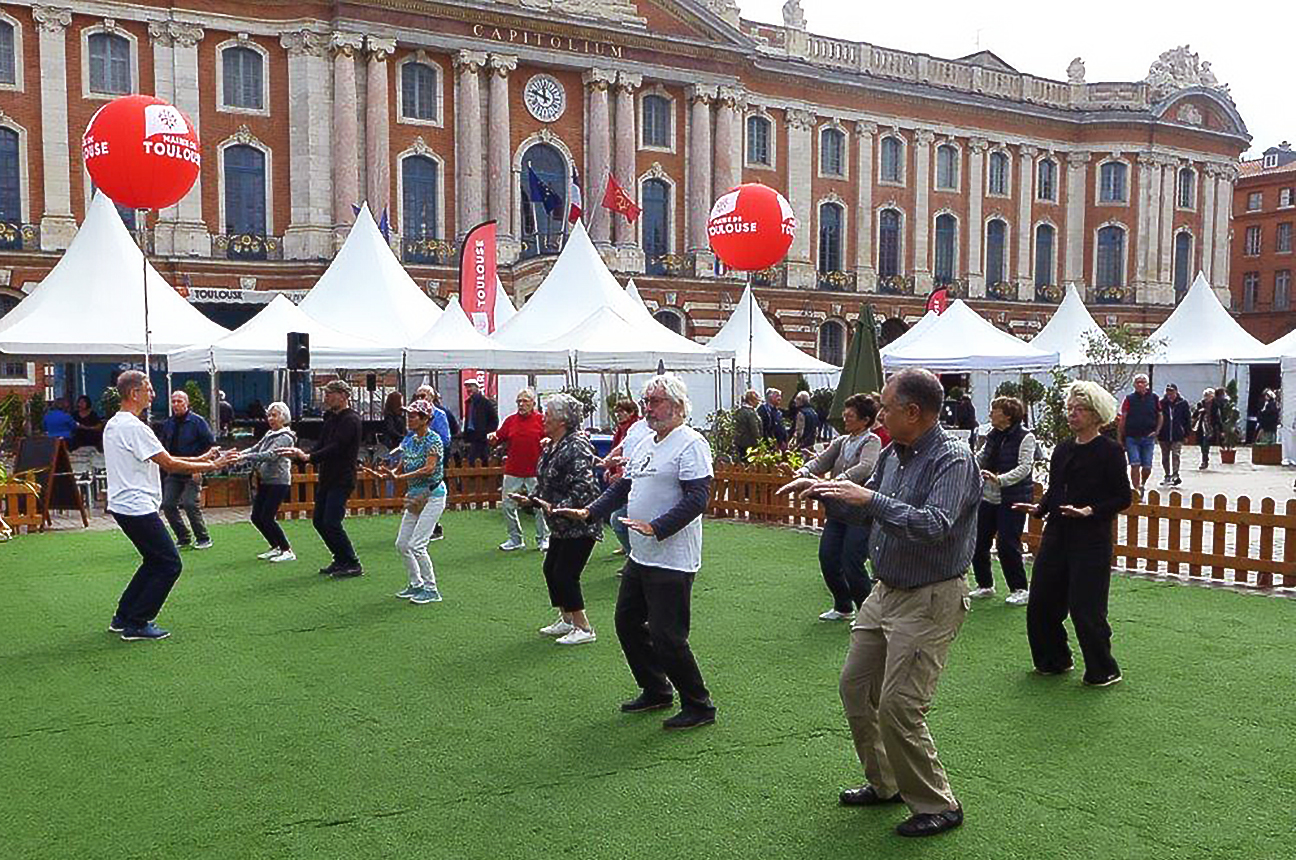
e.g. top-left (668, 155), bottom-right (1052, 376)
top-left (82, 95), bottom-right (201, 211)
top-left (706, 183), bottom-right (797, 271)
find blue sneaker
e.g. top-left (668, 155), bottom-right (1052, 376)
top-left (120, 622), bottom-right (170, 641)
top-left (410, 587), bottom-right (442, 604)
top-left (395, 586), bottom-right (420, 599)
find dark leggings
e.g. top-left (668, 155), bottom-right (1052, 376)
top-left (971, 501), bottom-right (1028, 591)
top-left (542, 536), bottom-right (596, 611)
top-left (818, 518), bottom-right (872, 612)
top-left (251, 483), bottom-right (291, 551)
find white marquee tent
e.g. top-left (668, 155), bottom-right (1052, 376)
top-left (405, 298), bottom-right (521, 370)
top-left (878, 311), bottom-right (937, 357)
top-left (880, 299), bottom-right (1059, 372)
top-left (707, 284), bottom-right (839, 377)
top-left (1029, 284), bottom-right (1111, 367)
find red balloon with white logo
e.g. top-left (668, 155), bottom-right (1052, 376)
top-left (706, 183), bottom-right (797, 271)
top-left (82, 95), bottom-right (201, 211)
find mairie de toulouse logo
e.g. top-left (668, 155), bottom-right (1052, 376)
top-left (706, 189), bottom-right (798, 237)
top-left (81, 103), bottom-right (200, 167)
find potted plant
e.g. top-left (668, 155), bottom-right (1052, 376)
top-left (1218, 380), bottom-right (1241, 464)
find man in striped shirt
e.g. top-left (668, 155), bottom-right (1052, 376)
top-left (812, 368), bottom-right (981, 838)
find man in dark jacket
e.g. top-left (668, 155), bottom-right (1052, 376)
top-left (282, 380), bottom-right (364, 576)
top-left (733, 390), bottom-right (762, 463)
top-left (1118, 373), bottom-right (1162, 496)
top-left (461, 379), bottom-right (499, 465)
top-left (159, 390), bottom-right (217, 549)
top-left (792, 390), bottom-right (820, 452)
top-left (1157, 383), bottom-right (1191, 487)
top-left (757, 387), bottom-right (788, 449)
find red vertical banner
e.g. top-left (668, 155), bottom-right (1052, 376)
top-left (459, 221), bottom-right (498, 411)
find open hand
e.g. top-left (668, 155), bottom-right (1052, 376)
top-left (508, 492), bottom-right (531, 506)
top-left (1011, 502), bottom-right (1038, 514)
top-left (776, 476), bottom-right (816, 496)
top-left (552, 507), bottom-right (589, 521)
top-left (1058, 504), bottom-right (1093, 518)
top-left (980, 469), bottom-right (1000, 484)
top-left (811, 480), bottom-right (872, 506)
top-left (621, 518), bottom-right (655, 536)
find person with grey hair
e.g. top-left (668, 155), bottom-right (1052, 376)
top-left (556, 373), bottom-right (717, 729)
top-left (158, 389), bottom-right (217, 550)
top-left (1014, 380), bottom-right (1130, 687)
top-left (1117, 372), bottom-right (1161, 497)
top-left (510, 393), bottom-right (603, 645)
top-left (758, 386), bottom-right (788, 449)
top-left (804, 368), bottom-right (980, 838)
top-left (236, 401), bottom-right (298, 562)
top-left (792, 389), bottom-right (820, 452)
top-left (490, 388), bottom-right (549, 551)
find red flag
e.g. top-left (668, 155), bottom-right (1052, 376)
top-left (925, 288), bottom-right (950, 315)
top-left (459, 220), bottom-right (498, 404)
top-left (568, 167), bottom-right (583, 225)
top-left (601, 174), bottom-right (642, 223)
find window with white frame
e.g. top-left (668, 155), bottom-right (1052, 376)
top-left (820, 127), bottom-right (845, 177)
top-left (879, 136), bottom-right (903, 183)
top-left (746, 115), bottom-right (771, 166)
top-left (1243, 272), bottom-right (1259, 311)
top-left (934, 213), bottom-right (956, 285)
top-left (0, 21), bottom-right (15, 86)
top-left (1278, 222), bottom-right (1292, 254)
top-left (818, 320), bottom-right (845, 365)
top-left (401, 62), bottom-right (438, 122)
top-left (1264, 154), bottom-right (1278, 168)
top-left (1096, 225), bottom-right (1125, 287)
top-left (935, 144), bottom-right (958, 190)
top-left (1173, 232), bottom-right (1192, 296)
top-left (0, 126), bottom-right (19, 225)
top-left (88, 32), bottom-right (130, 95)
top-left (1036, 158), bottom-right (1057, 201)
top-left (1177, 167), bottom-right (1195, 209)
top-left (1244, 225), bottom-right (1262, 256)
top-left (401, 155), bottom-right (438, 239)
top-left (817, 202), bottom-right (844, 274)
top-left (642, 177), bottom-right (671, 274)
top-left (1034, 224), bottom-right (1055, 287)
top-left (1277, 270), bottom-right (1292, 311)
top-left (1280, 188), bottom-right (1294, 208)
top-left (1247, 191), bottom-right (1263, 211)
top-left (985, 218), bottom-right (1007, 284)
top-left (1099, 161), bottom-right (1127, 203)
top-left (223, 145), bottom-right (267, 236)
top-left (222, 46), bottom-right (263, 111)
top-left (987, 151), bottom-right (1009, 196)
top-left (878, 208), bottom-right (901, 277)
top-left (642, 94), bottom-right (671, 149)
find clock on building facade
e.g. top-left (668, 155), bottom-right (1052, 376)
top-left (523, 73), bottom-right (566, 123)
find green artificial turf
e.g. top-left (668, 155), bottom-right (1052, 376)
top-left (1, 512), bottom-right (1292, 860)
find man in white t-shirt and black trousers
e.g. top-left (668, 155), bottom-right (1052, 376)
top-left (557, 373), bottom-right (717, 730)
top-left (105, 370), bottom-right (236, 641)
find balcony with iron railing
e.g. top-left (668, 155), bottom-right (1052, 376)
top-left (213, 233), bottom-right (282, 261)
top-left (0, 222), bottom-right (39, 251)
top-left (1035, 284), bottom-right (1064, 303)
top-left (750, 263), bottom-right (788, 288)
top-left (816, 269), bottom-right (856, 291)
top-left (646, 253), bottom-right (689, 277)
top-left (876, 274), bottom-right (915, 295)
top-left (402, 236), bottom-right (454, 266)
top-left (1091, 283), bottom-right (1134, 305)
top-left (986, 281), bottom-right (1016, 301)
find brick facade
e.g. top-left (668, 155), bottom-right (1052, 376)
top-left (1231, 143), bottom-right (1296, 341)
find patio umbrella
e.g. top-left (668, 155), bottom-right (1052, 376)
top-left (830, 303), bottom-right (884, 432)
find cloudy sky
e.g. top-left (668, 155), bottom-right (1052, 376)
top-left (740, 0), bottom-right (1280, 159)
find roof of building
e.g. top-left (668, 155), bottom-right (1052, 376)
top-left (1238, 159), bottom-right (1296, 178)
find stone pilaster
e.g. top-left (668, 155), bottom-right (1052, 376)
top-left (330, 33), bottom-right (363, 247)
top-left (1015, 144), bottom-right (1036, 298)
top-left (966, 137), bottom-right (987, 297)
top-left (454, 49), bottom-right (486, 243)
top-left (712, 85), bottom-right (742, 200)
top-left (1064, 150), bottom-right (1090, 287)
top-left (150, 22), bottom-right (206, 255)
top-left (1135, 153), bottom-right (1156, 287)
top-left (613, 71), bottom-right (643, 272)
top-left (685, 84), bottom-right (715, 274)
top-left (785, 107), bottom-right (815, 289)
top-left (1159, 159), bottom-right (1177, 284)
top-left (912, 129), bottom-right (935, 294)
top-left (33, 6), bottom-right (75, 250)
top-left (487, 54), bottom-right (518, 262)
top-left (854, 121), bottom-right (876, 291)
top-left (1199, 165), bottom-right (1217, 283)
top-left (280, 29), bottom-right (335, 259)
top-left (1213, 164), bottom-right (1235, 302)
top-left (1144, 155), bottom-right (1164, 289)
top-left (364, 37), bottom-right (395, 228)
top-left (583, 68), bottom-right (615, 250)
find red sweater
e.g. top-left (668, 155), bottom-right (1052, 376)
top-left (496, 411), bottom-right (546, 477)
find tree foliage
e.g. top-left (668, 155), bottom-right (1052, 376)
top-left (1080, 325), bottom-right (1164, 394)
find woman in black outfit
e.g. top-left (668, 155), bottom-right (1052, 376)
top-left (71, 395), bottom-right (104, 451)
top-left (1015, 380), bottom-right (1132, 687)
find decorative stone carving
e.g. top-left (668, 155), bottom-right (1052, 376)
top-left (330, 31), bottom-right (364, 57)
top-left (367, 36), bottom-right (396, 61)
top-left (781, 0), bottom-right (806, 30)
top-left (582, 67), bottom-right (616, 91)
top-left (410, 136), bottom-right (433, 157)
top-left (1066, 150), bottom-right (1091, 167)
top-left (616, 71), bottom-right (642, 93)
top-left (1177, 103), bottom-right (1204, 126)
top-left (149, 21), bottom-right (204, 47)
top-left (914, 129), bottom-right (936, 146)
top-left (687, 84), bottom-right (716, 105)
top-left (855, 120), bottom-right (878, 136)
top-left (509, 0), bottom-right (645, 26)
top-left (231, 124), bottom-right (257, 145)
top-left (1067, 57), bottom-right (1085, 84)
top-left (280, 29), bottom-right (329, 57)
top-left (968, 136), bottom-right (989, 153)
top-left (102, 18), bottom-right (117, 32)
top-left (32, 6), bottom-right (72, 33)
top-left (786, 107), bottom-right (815, 130)
top-left (644, 161), bottom-right (669, 181)
top-left (705, 0), bottom-right (741, 27)
top-left (453, 49), bottom-right (486, 73)
top-left (1144, 46), bottom-right (1231, 101)
top-left (489, 54), bottom-right (518, 76)
top-left (1019, 144), bottom-right (1038, 158)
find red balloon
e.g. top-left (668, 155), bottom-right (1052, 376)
top-left (82, 95), bottom-right (201, 211)
top-left (706, 183), bottom-right (797, 271)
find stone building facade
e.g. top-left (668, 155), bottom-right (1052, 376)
top-left (0, 0), bottom-right (1251, 397)
top-left (1231, 142), bottom-right (1296, 342)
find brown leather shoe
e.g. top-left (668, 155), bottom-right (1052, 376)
top-left (838, 785), bottom-right (903, 806)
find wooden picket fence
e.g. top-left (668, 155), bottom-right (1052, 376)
top-left (276, 461), bottom-right (505, 520)
top-left (708, 465), bottom-right (826, 527)
top-left (0, 481), bottom-right (44, 534)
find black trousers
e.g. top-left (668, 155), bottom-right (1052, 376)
top-left (1026, 532), bottom-right (1120, 681)
top-left (971, 501), bottom-right (1029, 591)
top-left (615, 559), bottom-right (714, 714)
top-left (251, 483), bottom-right (292, 551)
top-left (112, 512), bottom-right (183, 627)
top-left (313, 484), bottom-right (358, 566)
top-left (542, 536), bottom-right (596, 611)
top-left (818, 518), bottom-right (872, 612)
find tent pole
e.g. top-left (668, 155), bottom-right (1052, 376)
top-left (141, 209), bottom-right (151, 368)
top-left (746, 273), bottom-right (754, 384)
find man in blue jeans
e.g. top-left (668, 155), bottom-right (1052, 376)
top-left (1118, 373), bottom-right (1162, 498)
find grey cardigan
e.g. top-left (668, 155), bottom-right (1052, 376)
top-left (797, 430), bottom-right (882, 523)
top-left (239, 426), bottom-right (298, 486)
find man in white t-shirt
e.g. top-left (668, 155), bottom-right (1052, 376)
top-left (105, 371), bottom-right (235, 641)
top-left (558, 373), bottom-right (716, 730)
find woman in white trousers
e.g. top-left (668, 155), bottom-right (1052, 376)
top-left (381, 399), bottom-right (448, 604)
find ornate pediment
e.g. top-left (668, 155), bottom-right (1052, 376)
top-left (497, 0), bottom-right (646, 26)
top-left (1144, 46), bottom-right (1231, 102)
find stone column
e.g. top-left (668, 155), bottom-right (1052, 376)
top-left (1064, 151), bottom-right (1090, 287)
top-left (967, 137), bottom-right (987, 297)
top-left (1142, 155), bottom-right (1164, 298)
top-left (1134, 153), bottom-right (1156, 287)
top-left (364, 37), bottom-right (395, 227)
top-left (583, 68), bottom-right (615, 250)
top-left (1199, 165), bottom-right (1217, 283)
top-left (330, 32), bottom-right (363, 247)
top-left (785, 107), bottom-right (815, 289)
top-left (150, 21), bottom-right (208, 256)
top-left (712, 86), bottom-right (742, 201)
top-left (280, 29), bottom-right (335, 259)
top-left (1015, 144), bottom-right (1036, 298)
top-left (685, 84), bottom-right (715, 274)
top-left (1213, 165), bottom-right (1235, 303)
top-left (1159, 159), bottom-right (1177, 286)
top-left (453, 50), bottom-right (486, 243)
top-left (487, 54), bottom-right (518, 262)
top-left (614, 71), bottom-right (643, 272)
top-left (912, 129), bottom-right (934, 294)
top-left (854, 121), bottom-right (876, 291)
top-left (32, 6), bottom-right (75, 250)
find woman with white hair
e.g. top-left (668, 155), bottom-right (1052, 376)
top-left (1013, 380), bottom-right (1131, 687)
top-left (236, 401), bottom-right (298, 562)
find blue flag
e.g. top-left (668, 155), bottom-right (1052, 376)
top-left (526, 166), bottom-right (563, 217)
top-left (377, 207), bottom-right (390, 242)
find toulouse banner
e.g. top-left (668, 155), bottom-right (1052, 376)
top-left (459, 220), bottom-right (498, 406)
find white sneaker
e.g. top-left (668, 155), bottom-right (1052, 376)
top-left (555, 627), bottom-right (596, 645)
top-left (537, 540), bottom-right (549, 552)
top-left (540, 618), bottom-right (575, 637)
top-left (968, 586), bottom-right (996, 599)
top-left (499, 540), bottom-right (525, 552)
top-left (257, 548), bottom-right (282, 560)
top-left (818, 609), bottom-right (854, 621)
top-left (269, 550), bottom-right (296, 563)
top-left (1005, 589), bottom-right (1030, 606)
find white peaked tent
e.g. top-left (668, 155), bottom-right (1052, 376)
top-left (626, 279), bottom-right (651, 316)
top-left (881, 300), bottom-right (1058, 371)
top-left (1149, 273), bottom-right (1272, 364)
top-left (879, 311), bottom-right (938, 357)
top-left (492, 278), bottom-right (517, 328)
top-left (406, 299), bottom-right (520, 369)
top-left (1030, 284), bottom-right (1110, 367)
top-left (707, 284), bottom-right (839, 375)
top-left (167, 294), bottom-right (402, 372)
top-left (0, 192), bottom-right (229, 357)
top-left (297, 203), bottom-right (442, 345)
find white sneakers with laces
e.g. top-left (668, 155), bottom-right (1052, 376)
top-left (1005, 589), bottom-right (1030, 606)
top-left (257, 548), bottom-right (281, 560)
top-left (539, 618), bottom-right (575, 637)
top-left (269, 549), bottom-right (296, 563)
top-left (555, 627), bottom-right (596, 645)
top-left (818, 609), bottom-right (854, 621)
top-left (968, 586), bottom-right (996, 599)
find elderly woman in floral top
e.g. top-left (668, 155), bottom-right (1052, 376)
top-left (510, 393), bottom-right (603, 645)
top-left (380, 399), bottom-right (447, 605)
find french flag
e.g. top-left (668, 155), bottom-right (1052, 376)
top-left (568, 167), bottom-right (583, 225)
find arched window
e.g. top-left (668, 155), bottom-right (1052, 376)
top-left (224, 145), bottom-right (266, 236)
top-left (222, 46), bottom-right (263, 110)
top-left (401, 62), bottom-right (437, 121)
top-left (654, 308), bottom-right (683, 335)
top-left (1177, 168), bottom-right (1195, 209)
top-left (988, 152), bottom-right (1009, 195)
top-left (519, 143), bottom-right (566, 259)
top-left (935, 145), bottom-right (958, 190)
top-left (642, 177), bottom-right (670, 274)
top-left (817, 202), bottom-right (843, 275)
top-left (880, 136), bottom-right (903, 183)
top-left (821, 128), bottom-right (845, 176)
top-left (642, 95), bottom-right (671, 148)
top-left (0, 22), bottom-right (15, 86)
top-left (879, 317), bottom-right (908, 347)
top-left (1173, 231), bottom-right (1192, 297)
top-left (88, 32), bottom-right (130, 94)
top-left (402, 155), bottom-right (438, 240)
top-left (819, 320), bottom-right (845, 366)
top-left (1099, 162), bottom-right (1127, 203)
top-left (1037, 158), bottom-right (1057, 201)
top-left (746, 115), bottom-right (771, 165)
top-left (934, 213), bottom-right (956, 285)
top-left (1096, 225), bottom-right (1125, 287)
top-left (878, 208), bottom-right (901, 278)
top-left (985, 219), bottom-right (1007, 285)
top-left (0, 127), bottom-right (19, 226)
top-left (1034, 224), bottom-right (1055, 288)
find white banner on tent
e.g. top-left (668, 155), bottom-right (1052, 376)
top-left (184, 288), bottom-right (309, 305)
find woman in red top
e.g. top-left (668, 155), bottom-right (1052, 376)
top-left (489, 389), bottom-right (550, 551)
top-left (609, 399), bottom-right (639, 450)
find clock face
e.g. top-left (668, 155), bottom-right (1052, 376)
top-left (524, 74), bottom-right (566, 123)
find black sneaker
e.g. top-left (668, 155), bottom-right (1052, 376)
top-left (839, 785), bottom-right (904, 806)
top-left (896, 806), bottom-right (963, 837)
top-left (331, 563), bottom-right (364, 578)
top-left (108, 615), bottom-right (125, 633)
top-left (662, 708), bottom-right (716, 730)
top-left (620, 692), bottom-right (674, 713)
top-left (1172, 476), bottom-right (1183, 486)
top-left (318, 562), bottom-right (342, 575)
top-left (1083, 672), bottom-right (1122, 687)
top-left (1034, 662), bottom-right (1074, 676)
top-left (429, 525), bottom-right (445, 542)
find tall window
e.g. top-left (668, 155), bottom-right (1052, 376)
top-left (1177, 167), bottom-right (1195, 209)
top-left (1243, 272), bottom-right (1259, 312)
top-left (934, 213), bottom-right (956, 285)
top-left (817, 203), bottom-right (843, 274)
top-left (223, 145), bottom-right (266, 236)
top-left (1099, 162), bottom-right (1127, 203)
top-left (1247, 192), bottom-right (1263, 211)
top-left (0, 22), bottom-right (14, 86)
top-left (880, 136), bottom-right (903, 183)
top-left (935, 145), bottom-right (958, 190)
top-left (1173, 231), bottom-right (1192, 297)
top-left (519, 143), bottom-right (566, 259)
top-left (642, 178), bottom-right (670, 275)
top-left (878, 208), bottom-right (901, 278)
top-left (1277, 222), bottom-right (1292, 254)
top-left (1277, 270), bottom-right (1292, 311)
top-left (401, 62), bottom-right (437, 121)
top-left (654, 309), bottom-right (683, 334)
top-left (1034, 224), bottom-right (1055, 287)
top-left (746, 115), bottom-right (771, 165)
top-left (0, 127), bottom-right (18, 225)
top-left (1280, 188), bottom-right (1294, 208)
top-left (642, 95), bottom-right (670, 148)
top-left (821, 128), bottom-right (845, 176)
top-left (985, 219), bottom-right (1007, 285)
top-left (987, 152), bottom-right (1009, 195)
top-left (88, 32), bottom-right (130, 95)
top-left (818, 320), bottom-right (845, 366)
top-left (1037, 158), bottom-right (1057, 201)
top-left (221, 47), bottom-right (263, 110)
top-left (1244, 225), bottom-right (1262, 256)
top-left (402, 155), bottom-right (438, 239)
top-left (1096, 225), bottom-right (1125, 287)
